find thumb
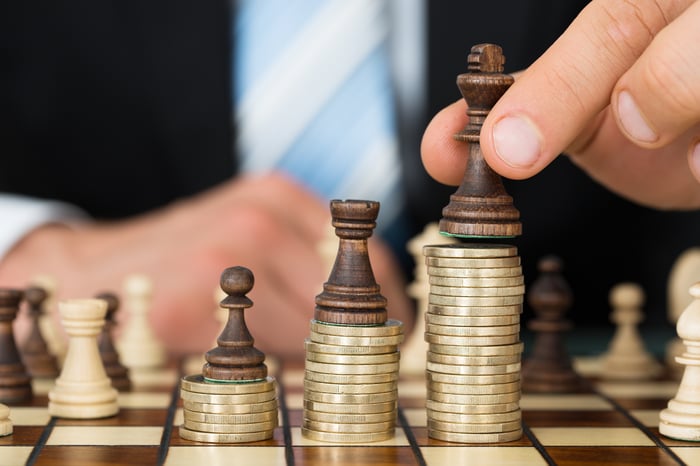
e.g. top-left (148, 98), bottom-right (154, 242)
top-left (479, 0), bottom-right (691, 180)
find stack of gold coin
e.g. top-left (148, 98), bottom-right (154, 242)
top-left (302, 319), bottom-right (403, 443)
top-left (179, 374), bottom-right (278, 443)
top-left (423, 244), bottom-right (524, 443)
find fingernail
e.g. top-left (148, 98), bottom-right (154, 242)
top-left (617, 91), bottom-right (657, 143)
top-left (690, 141), bottom-right (700, 182)
top-left (492, 115), bottom-right (542, 168)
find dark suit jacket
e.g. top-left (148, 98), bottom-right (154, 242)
top-left (3, 0), bottom-right (699, 328)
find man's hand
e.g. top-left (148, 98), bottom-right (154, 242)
top-left (0, 173), bottom-right (413, 360)
top-left (422, 0), bottom-right (700, 209)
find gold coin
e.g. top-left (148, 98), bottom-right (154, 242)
top-left (427, 266), bottom-right (522, 278)
top-left (427, 390), bottom-right (520, 405)
top-left (428, 275), bottom-right (524, 288)
top-left (426, 399), bottom-right (520, 415)
top-left (423, 244), bottom-right (517, 258)
top-left (183, 399), bottom-right (278, 415)
top-left (304, 348), bottom-right (400, 365)
top-left (429, 284), bottom-right (525, 297)
top-left (180, 388), bottom-right (276, 405)
top-left (425, 256), bottom-right (520, 268)
top-left (303, 419), bottom-right (395, 434)
top-left (301, 427), bottom-right (394, 443)
top-left (427, 380), bottom-right (520, 395)
top-left (304, 379), bottom-right (398, 395)
top-left (427, 371), bottom-right (520, 385)
top-left (181, 375), bottom-right (276, 395)
top-left (183, 410), bottom-right (278, 425)
top-left (427, 409), bottom-right (521, 424)
top-left (428, 342), bottom-right (523, 357)
top-left (310, 319), bottom-right (403, 337)
top-left (304, 389), bottom-right (397, 405)
top-left (304, 370), bottom-right (399, 385)
top-left (308, 331), bottom-right (404, 347)
top-left (428, 304), bottom-right (522, 317)
top-left (426, 313), bottom-right (520, 327)
top-left (304, 339), bottom-right (396, 356)
top-left (305, 360), bottom-right (399, 375)
top-left (304, 399), bottom-right (396, 415)
top-left (427, 352), bottom-right (521, 366)
top-left (424, 333), bottom-right (520, 346)
top-left (428, 427), bottom-right (522, 443)
top-left (304, 409), bottom-right (396, 424)
top-left (426, 361), bottom-right (520, 376)
top-left (183, 419), bottom-right (278, 434)
top-left (428, 419), bottom-right (522, 434)
top-left (429, 294), bottom-right (523, 307)
top-left (425, 323), bottom-right (519, 337)
top-left (179, 426), bottom-right (273, 443)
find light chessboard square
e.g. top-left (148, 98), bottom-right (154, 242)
top-left (530, 427), bottom-right (655, 447)
top-left (165, 446), bottom-right (286, 466)
top-left (421, 446), bottom-right (547, 466)
top-left (47, 426), bottom-right (163, 446)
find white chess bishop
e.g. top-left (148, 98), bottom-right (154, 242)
top-left (660, 282), bottom-right (700, 441)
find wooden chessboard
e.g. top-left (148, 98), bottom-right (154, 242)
top-left (2, 358), bottom-right (699, 466)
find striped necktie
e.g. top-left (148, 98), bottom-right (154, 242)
top-left (233, 0), bottom-right (403, 233)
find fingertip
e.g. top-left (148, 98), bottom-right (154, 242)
top-left (420, 99), bottom-right (469, 186)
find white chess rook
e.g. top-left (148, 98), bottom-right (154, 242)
top-left (48, 299), bottom-right (119, 419)
top-left (660, 283), bottom-right (700, 441)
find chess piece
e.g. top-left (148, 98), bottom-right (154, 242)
top-left (660, 282), bottom-right (700, 441)
top-left (0, 289), bottom-right (32, 403)
top-left (117, 274), bottom-right (166, 373)
top-left (30, 274), bottom-right (65, 362)
top-left (400, 223), bottom-right (458, 377)
top-left (600, 283), bottom-right (662, 380)
top-left (666, 248), bottom-right (700, 377)
top-left (96, 292), bottom-right (131, 391)
top-left (0, 403), bottom-right (11, 436)
top-left (439, 43), bottom-right (521, 239)
top-left (20, 286), bottom-right (59, 378)
top-left (315, 199), bottom-right (388, 325)
top-left (522, 256), bottom-right (582, 393)
top-left (203, 266), bottom-right (267, 381)
top-left (48, 299), bottom-right (119, 419)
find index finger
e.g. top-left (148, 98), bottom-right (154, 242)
top-left (480, 0), bottom-right (690, 179)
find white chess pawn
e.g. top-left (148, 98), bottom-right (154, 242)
top-left (660, 282), bottom-right (700, 441)
top-left (117, 274), bottom-right (166, 372)
top-left (48, 299), bottom-right (118, 419)
top-left (600, 283), bottom-right (662, 380)
top-left (0, 403), bottom-right (12, 436)
top-left (400, 223), bottom-right (457, 377)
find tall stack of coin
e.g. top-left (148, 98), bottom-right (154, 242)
top-left (179, 375), bottom-right (278, 443)
top-left (302, 319), bottom-right (403, 442)
top-left (423, 244), bottom-right (524, 443)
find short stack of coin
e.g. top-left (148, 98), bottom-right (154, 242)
top-left (302, 319), bottom-right (403, 443)
top-left (423, 244), bottom-right (524, 443)
top-left (179, 374), bottom-right (278, 443)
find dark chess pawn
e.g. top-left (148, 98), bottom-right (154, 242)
top-left (96, 292), bottom-right (131, 391)
top-left (522, 256), bottom-right (583, 393)
top-left (20, 286), bottom-right (59, 378)
top-left (0, 289), bottom-right (33, 403)
top-left (203, 267), bottom-right (267, 382)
